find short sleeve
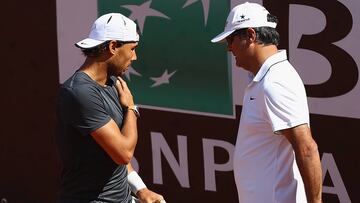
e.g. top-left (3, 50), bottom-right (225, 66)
top-left (264, 80), bottom-right (309, 132)
top-left (61, 85), bottom-right (111, 136)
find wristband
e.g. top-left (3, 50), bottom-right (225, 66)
top-left (127, 171), bottom-right (147, 194)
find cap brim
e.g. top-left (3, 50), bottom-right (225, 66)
top-left (211, 29), bottom-right (236, 43)
top-left (75, 38), bottom-right (105, 49)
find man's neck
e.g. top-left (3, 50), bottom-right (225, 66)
top-left (251, 44), bottom-right (278, 75)
top-left (79, 58), bottom-right (108, 86)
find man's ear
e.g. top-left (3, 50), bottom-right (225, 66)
top-left (247, 28), bottom-right (257, 42)
top-left (108, 40), bottom-right (118, 54)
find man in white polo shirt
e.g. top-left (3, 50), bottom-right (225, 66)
top-left (211, 2), bottom-right (322, 203)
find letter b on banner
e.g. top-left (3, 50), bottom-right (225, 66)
top-left (264, 0), bottom-right (358, 98)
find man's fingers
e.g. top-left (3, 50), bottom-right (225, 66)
top-left (116, 77), bottom-right (124, 88)
top-left (116, 77), bottom-right (130, 93)
top-left (153, 198), bottom-right (166, 203)
top-left (117, 76), bottom-right (130, 91)
top-left (115, 79), bottom-right (124, 93)
top-left (156, 194), bottom-right (165, 203)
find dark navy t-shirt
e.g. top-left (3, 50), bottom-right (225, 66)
top-left (56, 71), bottom-right (131, 203)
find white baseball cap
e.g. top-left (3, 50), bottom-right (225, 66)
top-left (211, 2), bottom-right (277, 43)
top-left (75, 13), bottom-right (139, 49)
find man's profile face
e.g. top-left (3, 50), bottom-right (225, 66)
top-left (226, 34), bottom-right (249, 69)
top-left (112, 41), bottom-right (138, 76)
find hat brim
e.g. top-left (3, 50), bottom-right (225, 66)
top-left (211, 29), bottom-right (236, 43)
top-left (75, 38), bottom-right (106, 49)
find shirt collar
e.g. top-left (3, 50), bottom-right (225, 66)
top-left (252, 50), bottom-right (288, 82)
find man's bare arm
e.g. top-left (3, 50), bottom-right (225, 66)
top-left (281, 124), bottom-right (322, 203)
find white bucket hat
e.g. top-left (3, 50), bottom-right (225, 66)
top-left (211, 2), bottom-right (277, 43)
top-left (75, 13), bottom-right (139, 49)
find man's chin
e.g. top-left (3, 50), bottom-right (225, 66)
top-left (117, 72), bottom-right (124, 77)
top-left (121, 69), bottom-right (128, 75)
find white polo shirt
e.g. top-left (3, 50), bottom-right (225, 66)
top-left (234, 50), bottom-right (308, 203)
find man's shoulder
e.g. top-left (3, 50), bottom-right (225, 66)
top-left (264, 61), bottom-right (302, 84)
top-left (62, 71), bottom-right (91, 87)
top-left (59, 73), bottom-right (102, 103)
top-left (62, 72), bottom-right (99, 92)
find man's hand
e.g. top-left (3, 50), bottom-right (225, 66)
top-left (136, 188), bottom-right (166, 203)
top-left (115, 76), bottom-right (134, 108)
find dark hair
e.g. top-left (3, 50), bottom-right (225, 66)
top-left (80, 40), bottom-right (136, 57)
top-left (231, 14), bottom-right (280, 46)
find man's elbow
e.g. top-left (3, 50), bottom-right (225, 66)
top-left (300, 139), bottom-right (319, 158)
top-left (113, 151), bottom-right (134, 165)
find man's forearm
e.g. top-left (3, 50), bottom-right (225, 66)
top-left (121, 110), bottom-right (138, 154)
top-left (282, 125), bottom-right (323, 203)
top-left (295, 142), bottom-right (322, 203)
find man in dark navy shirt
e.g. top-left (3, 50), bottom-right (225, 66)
top-left (56, 13), bottom-right (165, 203)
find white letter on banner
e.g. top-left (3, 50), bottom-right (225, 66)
top-left (203, 138), bottom-right (234, 191)
top-left (321, 153), bottom-right (351, 203)
top-left (151, 132), bottom-right (190, 188)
